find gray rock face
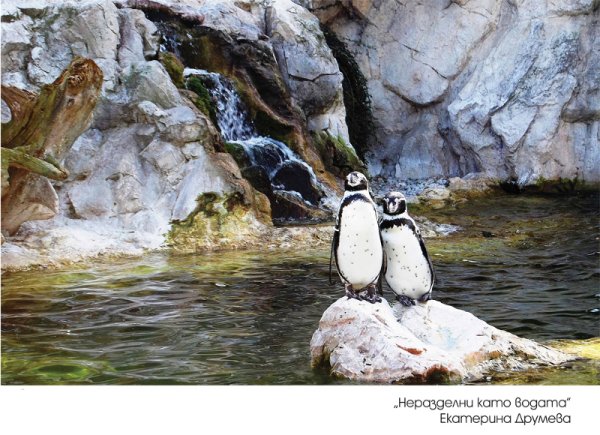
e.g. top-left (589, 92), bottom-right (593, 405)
top-left (267, 0), bottom-right (351, 144)
top-left (1, 0), bottom-right (357, 268)
top-left (310, 297), bottom-right (572, 383)
top-left (306, 0), bottom-right (600, 184)
top-left (0, 0), bottom-right (266, 268)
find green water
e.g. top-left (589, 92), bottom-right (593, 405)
top-left (2, 193), bottom-right (599, 384)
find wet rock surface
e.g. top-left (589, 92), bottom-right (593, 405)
top-left (310, 297), bottom-right (573, 383)
top-left (272, 161), bottom-right (324, 205)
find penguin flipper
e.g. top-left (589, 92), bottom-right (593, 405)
top-left (377, 251), bottom-right (386, 296)
top-left (329, 226), bottom-right (340, 285)
top-left (417, 232), bottom-right (435, 291)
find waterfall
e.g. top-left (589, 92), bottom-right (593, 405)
top-left (184, 68), bottom-right (324, 207)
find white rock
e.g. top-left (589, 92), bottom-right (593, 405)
top-left (311, 297), bottom-right (572, 383)
top-left (448, 174), bottom-right (495, 193)
top-left (267, 0), bottom-right (350, 144)
top-left (117, 8), bottom-right (147, 67)
top-left (117, 8), bottom-right (159, 66)
top-left (381, 42), bottom-right (449, 105)
top-left (140, 138), bottom-right (186, 184)
top-left (1, 15), bottom-right (33, 89)
top-left (420, 187), bottom-right (451, 201)
top-left (1, 99), bottom-right (12, 123)
top-left (171, 150), bottom-right (235, 222)
top-left (309, 0), bottom-right (599, 183)
top-left (127, 61), bottom-right (183, 109)
top-left (156, 106), bottom-right (204, 143)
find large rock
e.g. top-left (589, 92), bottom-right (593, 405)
top-left (306, 0), bottom-right (600, 185)
top-left (0, 0), bottom-right (270, 269)
top-left (310, 298), bottom-right (572, 383)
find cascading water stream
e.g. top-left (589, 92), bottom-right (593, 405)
top-left (184, 68), bottom-right (325, 207)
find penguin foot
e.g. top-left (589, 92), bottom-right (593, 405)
top-left (346, 292), bottom-right (363, 301)
top-left (364, 294), bottom-right (382, 304)
top-left (417, 292), bottom-right (432, 303)
top-left (345, 285), bottom-right (362, 301)
top-left (364, 285), bottom-right (382, 304)
top-left (396, 295), bottom-right (415, 307)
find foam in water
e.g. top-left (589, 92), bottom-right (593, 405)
top-left (184, 68), bottom-right (326, 207)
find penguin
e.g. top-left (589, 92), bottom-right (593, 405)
top-left (380, 191), bottom-right (434, 306)
top-left (330, 171), bottom-right (384, 303)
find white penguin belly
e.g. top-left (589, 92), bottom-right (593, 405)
top-left (382, 226), bottom-right (431, 299)
top-left (337, 201), bottom-right (382, 289)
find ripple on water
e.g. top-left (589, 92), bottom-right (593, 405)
top-left (2, 193), bottom-right (599, 384)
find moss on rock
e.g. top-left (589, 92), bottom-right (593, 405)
top-left (224, 141), bottom-right (252, 168)
top-left (312, 131), bottom-right (367, 178)
top-left (159, 51), bottom-right (185, 88)
top-left (166, 192), bottom-right (265, 252)
top-left (186, 75), bottom-right (217, 123)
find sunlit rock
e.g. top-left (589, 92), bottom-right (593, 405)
top-left (310, 297), bottom-right (573, 383)
top-left (267, 0), bottom-right (350, 144)
top-left (307, 0), bottom-right (600, 184)
top-left (0, 0), bottom-right (274, 269)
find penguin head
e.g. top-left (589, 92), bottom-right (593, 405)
top-left (382, 191), bottom-right (407, 215)
top-left (344, 171), bottom-right (369, 191)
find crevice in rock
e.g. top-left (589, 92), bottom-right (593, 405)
top-left (320, 24), bottom-right (374, 160)
top-left (286, 71), bottom-right (341, 83)
top-left (382, 82), bottom-right (442, 109)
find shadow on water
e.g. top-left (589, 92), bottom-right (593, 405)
top-left (1, 192), bottom-right (599, 384)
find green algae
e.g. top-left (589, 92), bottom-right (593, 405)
top-left (166, 192), bottom-right (261, 252)
top-left (224, 141), bottom-right (251, 168)
top-left (1, 354), bottom-right (115, 385)
top-left (185, 75), bottom-right (217, 123)
top-left (547, 338), bottom-right (600, 360)
top-left (312, 131), bottom-right (367, 178)
top-left (487, 339), bottom-right (600, 385)
top-left (158, 51), bottom-right (185, 88)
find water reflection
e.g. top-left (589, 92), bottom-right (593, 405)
top-left (2, 193), bottom-right (599, 384)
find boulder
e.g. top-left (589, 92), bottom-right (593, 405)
top-left (127, 61), bottom-right (183, 109)
top-left (310, 297), bottom-right (572, 383)
top-left (271, 189), bottom-right (331, 223)
top-left (272, 160), bottom-right (324, 205)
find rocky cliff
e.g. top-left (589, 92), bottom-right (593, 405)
top-left (302, 0), bottom-right (600, 184)
top-left (2, 0), bottom-right (598, 268)
top-left (1, 0), bottom-right (360, 268)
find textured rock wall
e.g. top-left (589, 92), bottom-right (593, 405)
top-left (0, 0), bottom-right (270, 267)
top-left (303, 0), bottom-right (600, 184)
top-left (266, 0), bottom-right (351, 143)
top-left (1, 0), bottom-right (356, 267)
